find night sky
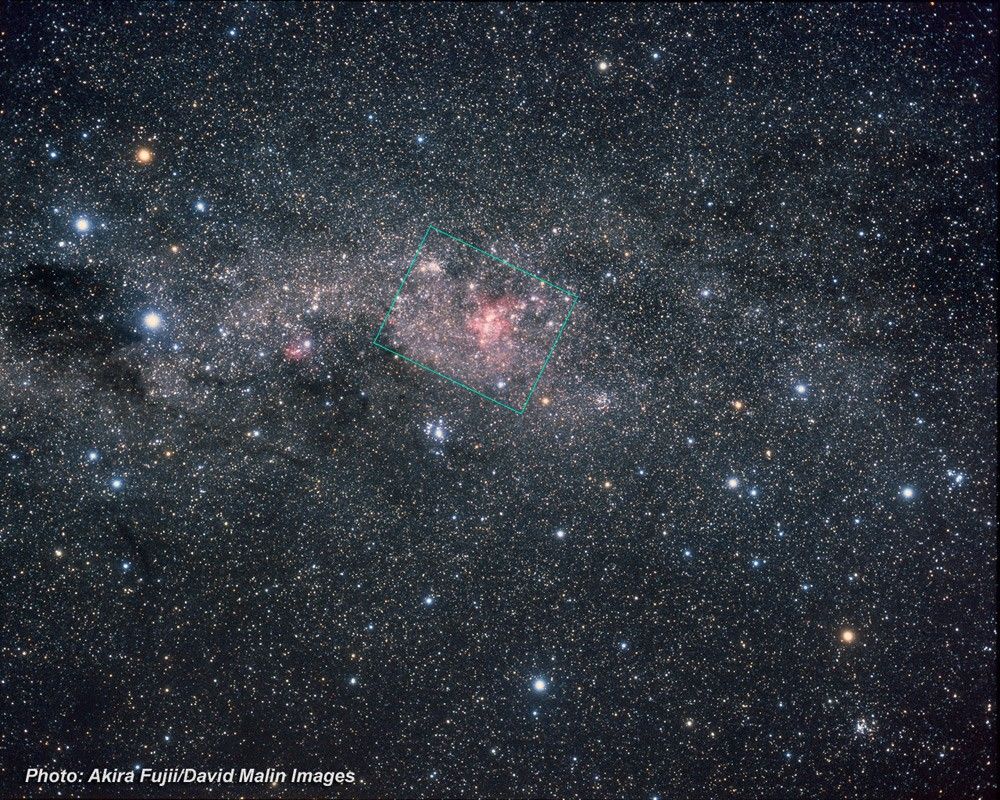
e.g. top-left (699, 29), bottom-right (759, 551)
top-left (0, 3), bottom-right (996, 799)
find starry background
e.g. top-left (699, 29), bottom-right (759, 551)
top-left (0, 3), bottom-right (996, 799)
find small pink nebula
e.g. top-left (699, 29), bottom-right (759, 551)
top-left (283, 333), bottom-right (313, 362)
top-left (466, 296), bottom-right (517, 348)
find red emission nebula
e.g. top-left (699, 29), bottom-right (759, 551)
top-left (377, 234), bottom-right (571, 407)
top-left (466, 295), bottom-right (518, 349)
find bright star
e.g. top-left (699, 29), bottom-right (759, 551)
top-left (74, 217), bottom-right (91, 233)
top-left (533, 678), bottom-right (547, 692)
top-left (142, 311), bottom-right (163, 331)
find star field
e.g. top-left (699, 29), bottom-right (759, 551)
top-left (0, 3), bottom-right (996, 799)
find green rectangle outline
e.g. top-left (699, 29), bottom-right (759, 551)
top-left (372, 225), bottom-right (578, 414)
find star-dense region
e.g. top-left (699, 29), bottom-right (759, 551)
top-left (0, 3), bottom-right (996, 799)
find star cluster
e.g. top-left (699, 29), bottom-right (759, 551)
top-left (0, 3), bottom-right (996, 799)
